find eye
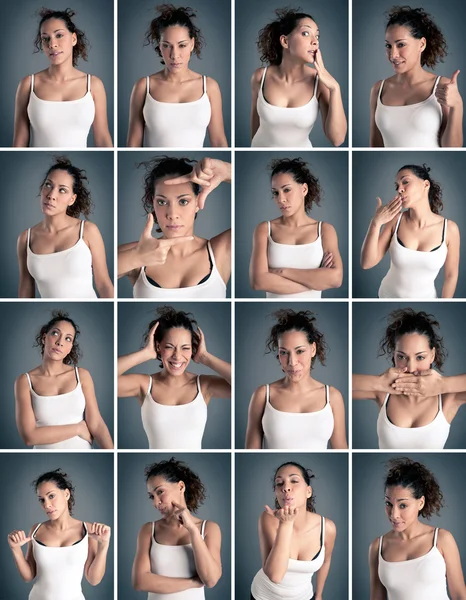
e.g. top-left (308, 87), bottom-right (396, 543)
top-left (56, 33), bottom-right (63, 38)
top-left (279, 350), bottom-right (287, 356)
top-left (400, 503), bottom-right (406, 509)
top-left (385, 501), bottom-right (391, 507)
top-left (66, 337), bottom-right (73, 343)
top-left (416, 356), bottom-right (425, 361)
top-left (396, 354), bottom-right (406, 361)
top-left (148, 494), bottom-right (154, 500)
top-left (297, 349), bottom-right (305, 354)
top-left (157, 199), bottom-right (167, 206)
top-left (59, 188), bottom-right (67, 193)
top-left (272, 191), bottom-right (278, 197)
top-left (44, 182), bottom-right (52, 188)
top-left (179, 199), bottom-right (189, 206)
top-left (284, 188), bottom-right (291, 193)
top-left (275, 482), bottom-right (283, 487)
top-left (302, 31), bottom-right (309, 36)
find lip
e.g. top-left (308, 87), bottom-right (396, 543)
top-left (49, 51), bottom-right (62, 57)
top-left (168, 361), bottom-right (186, 371)
top-left (46, 510), bottom-right (56, 516)
top-left (392, 61), bottom-right (404, 66)
top-left (43, 202), bottom-right (55, 209)
top-left (51, 348), bottom-right (63, 354)
top-left (166, 225), bottom-right (183, 229)
top-left (287, 369), bottom-right (302, 376)
top-left (170, 63), bottom-right (183, 68)
top-left (279, 206), bottom-right (291, 211)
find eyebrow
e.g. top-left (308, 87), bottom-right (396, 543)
top-left (45, 179), bottom-right (70, 189)
top-left (276, 474), bottom-right (302, 480)
top-left (38, 488), bottom-right (56, 498)
top-left (161, 39), bottom-right (190, 44)
top-left (154, 193), bottom-right (191, 199)
top-left (301, 25), bottom-right (319, 33)
top-left (271, 184), bottom-right (294, 190)
top-left (386, 38), bottom-right (408, 43)
top-left (385, 497), bottom-right (409, 502)
top-left (395, 351), bottom-right (428, 355)
top-left (278, 345), bottom-right (307, 350)
top-left (150, 484), bottom-right (164, 492)
top-left (42, 29), bottom-right (67, 34)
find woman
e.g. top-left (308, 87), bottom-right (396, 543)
top-left (14, 310), bottom-right (114, 449)
top-left (7, 468), bottom-right (111, 599)
top-left (17, 156), bottom-right (114, 299)
top-left (249, 157), bottom-right (343, 297)
top-left (246, 309), bottom-right (347, 449)
top-left (369, 457), bottom-right (465, 599)
top-left (251, 461), bottom-right (336, 600)
top-left (250, 8), bottom-right (347, 147)
top-left (370, 6), bottom-right (463, 148)
top-left (118, 306), bottom-right (231, 449)
top-left (360, 163), bottom-right (460, 298)
top-left (127, 5), bottom-right (227, 147)
top-left (353, 308), bottom-right (466, 449)
top-left (13, 8), bottom-right (112, 148)
top-left (132, 458), bottom-right (222, 597)
top-left (118, 156), bottom-right (231, 299)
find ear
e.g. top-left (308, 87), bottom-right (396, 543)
top-left (310, 342), bottom-right (316, 358)
top-left (190, 38), bottom-right (195, 53)
top-left (69, 194), bottom-right (77, 206)
top-left (431, 346), bottom-right (436, 366)
top-left (419, 37), bottom-right (426, 53)
top-left (306, 485), bottom-right (313, 499)
top-left (302, 183), bottom-right (308, 197)
top-left (72, 32), bottom-right (77, 47)
top-left (65, 488), bottom-right (70, 500)
top-left (280, 34), bottom-right (288, 49)
top-left (178, 481), bottom-right (185, 494)
top-left (418, 495), bottom-right (425, 511)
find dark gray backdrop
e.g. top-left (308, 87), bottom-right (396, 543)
top-left (235, 0), bottom-right (348, 147)
top-left (352, 0), bottom-right (466, 147)
top-left (352, 151), bottom-right (466, 298)
top-left (0, 452), bottom-right (114, 600)
top-left (117, 0), bottom-right (231, 147)
top-left (118, 452), bottom-right (231, 600)
top-left (117, 150), bottom-right (231, 298)
top-left (353, 302), bottom-right (466, 449)
top-left (0, 302), bottom-right (114, 449)
top-left (235, 301), bottom-right (348, 448)
top-left (1, 0), bottom-right (114, 147)
top-left (235, 150), bottom-right (349, 298)
top-left (0, 151), bottom-right (114, 298)
top-left (118, 301), bottom-right (231, 449)
top-left (236, 452), bottom-right (348, 599)
top-left (353, 452), bottom-right (466, 598)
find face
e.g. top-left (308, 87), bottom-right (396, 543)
top-left (40, 18), bottom-right (76, 65)
top-left (395, 169), bottom-right (429, 209)
top-left (385, 485), bottom-right (424, 531)
top-left (147, 475), bottom-right (185, 516)
top-left (393, 332), bottom-right (435, 373)
top-left (385, 25), bottom-right (425, 72)
top-left (41, 169), bottom-right (77, 216)
top-left (153, 176), bottom-right (199, 237)
top-left (277, 329), bottom-right (315, 380)
top-left (37, 482), bottom-right (70, 519)
top-left (159, 25), bottom-right (195, 70)
top-left (156, 327), bottom-right (193, 375)
top-left (274, 464), bottom-right (312, 509)
top-left (281, 18), bottom-right (319, 63)
top-left (271, 173), bottom-right (307, 216)
top-left (42, 320), bottom-right (76, 362)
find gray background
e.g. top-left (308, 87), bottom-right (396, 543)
top-left (236, 452), bottom-right (348, 599)
top-left (352, 151), bottom-right (466, 298)
top-left (118, 452), bottom-right (231, 599)
top-left (235, 150), bottom-right (348, 298)
top-left (0, 452), bottom-right (114, 600)
top-left (0, 151), bottom-right (114, 298)
top-left (235, 301), bottom-right (348, 449)
top-left (117, 150), bottom-right (231, 298)
top-left (118, 301), bottom-right (231, 449)
top-left (0, 302), bottom-right (114, 449)
top-left (353, 452), bottom-right (466, 598)
top-left (0, 0), bottom-right (114, 147)
top-left (117, 0), bottom-right (231, 147)
top-left (352, 0), bottom-right (466, 147)
top-left (235, 0), bottom-right (348, 147)
top-left (353, 301), bottom-right (466, 449)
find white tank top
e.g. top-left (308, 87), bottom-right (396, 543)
top-left (141, 374), bottom-right (208, 449)
top-left (30, 522), bottom-right (88, 600)
top-left (26, 220), bottom-right (97, 299)
top-left (377, 393), bottom-right (450, 449)
top-left (251, 517), bottom-right (326, 600)
top-left (378, 215), bottom-right (447, 299)
top-left (143, 75), bottom-right (211, 148)
top-left (375, 77), bottom-right (442, 147)
top-left (262, 384), bottom-right (334, 449)
top-left (148, 519), bottom-right (206, 600)
top-left (378, 529), bottom-right (449, 600)
top-left (133, 241), bottom-right (226, 299)
top-left (266, 221), bottom-right (324, 298)
top-left (26, 368), bottom-right (91, 450)
top-left (27, 73), bottom-right (95, 148)
top-left (251, 67), bottom-right (319, 148)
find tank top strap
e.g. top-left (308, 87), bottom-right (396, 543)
top-left (314, 74), bottom-right (319, 97)
top-left (438, 393), bottom-right (443, 412)
top-left (79, 220), bottom-right (85, 240)
top-left (394, 213), bottom-right (403, 235)
top-left (378, 534), bottom-right (384, 556)
top-left (147, 375), bottom-right (153, 396)
top-left (32, 522), bottom-right (42, 538)
top-left (377, 80), bottom-right (386, 101)
top-left (321, 516), bottom-right (325, 543)
top-left (82, 521), bottom-right (88, 534)
top-left (260, 67), bottom-right (268, 91)
top-left (146, 76), bottom-right (150, 95)
top-left (325, 384), bottom-right (329, 405)
top-left (30, 74), bottom-right (35, 96)
top-left (433, 527), bottom-right (439, 547)
top-left (318, 221), bottom-right (322, 237)
top-left (27, 228), bottom-right (31, 249)
top-left (201, 519), bottom-right (207, 538)
top-left (207, 240), bottom-right (218, 269)
top-left (75, 367), bottom-right (81, 384)
top-left (25, 372), bottom-right (33, 390)
top-left (433, 76), bottom-right (442, 93)
top-left (87, 74), bottom-right (91, 93)
top-left (267, 221), bottom-right (271, 236)
top-left (265, 384), bottom-right (270, 403)
top-left (382, 392), bottom-right (390, 408)
top-left (196, 374), bottom-right (201, 395)
top-left (151, 521), bottom-right (155, 540)
top-left (202, 75), bottom-right (207, 94)
top-left (442, 218), bottom-right (448, 243)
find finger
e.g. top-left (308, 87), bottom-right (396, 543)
top-left (159, 235), bottom-right (194, 247)
top-left (164, 173), bottom-right (193, 185)
top-left (149, 321), bottom-right (159, 336)
top-left (450, 69), bottom-right (460, 84)
top-left (142, 213), bottom-right (154, 238)
top-left (376, 197), bottom-right (383, 210)
top-left (171, 501), bottom-right (183, 509)
top-left (264, 505), bottom-right (275, 516)
top-left (198, 188), bottom-right (211, 210)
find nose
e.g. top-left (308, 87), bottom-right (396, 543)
top-left (390, 48), bottom-right (399, 60)
top-left (288, 352), bottom-right (298, 366)
top-left (166, 205), bottom-right (179, 220)
top-left (55, 335), bottom-right (63, 346)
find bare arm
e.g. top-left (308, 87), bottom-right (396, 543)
top-left (84, 524), bottom-right (111, 586)
top-left (442, 220), bottom-right (460, 298)
top-left (369, 81), bottom-right (384, 147)
top-left (361, 201), bottom-right (401, 270)
top-left (314, 519), bottom-right (337, 600)
top-left (437, 73), bottom-right (463, 148)
top-left (250, 69), bottom-right (263, 141)
top-left (352, 368), bottom-right (407, 402)
top-left (328, 387), bottom-right (348, 449)
top-left (127, 78), bottom-right (146, 147)
top-left (438, 529), bottom-right (466, 600)
top-left (13, 77), bottom-right (31, 147)
top-left (206, 77), bottom-right (228, 147)
top-left (245, 386), bottom-right (266, 449)
top-left (85, 221), bottom-right (114, 298)
top-left (315, 50), bottom-right (347, 146)
top-left (17, 230), bottom-right (35, 298)
top-left (188, 521), bottom-right (222, 588)
top-left (80, 368), bottom-right (113, 449)
top-left (369, 538), bottom-right (388, 600)
top-left (7, 525), bottom-right (37, 582)
top-left (91, 76), bottom-right (113, 147)
top-left (259, 510), bottom-right (294, 584)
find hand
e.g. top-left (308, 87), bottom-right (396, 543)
top-left (190, 576), bottom-right (205, 589)
top-left (77, 420), bottom-right (92, 444)
top-left (314, 49), bottom-right (339, 92)
top-left (7, 530), bottom-right (31, 549)
top-left (392, 369), bottom-right (443, 397)
top-left (143, 321), bottom-right (159, 361)
top-left (136, 213), bottom-right (193, 266)
top-left (171, 502), bottom-right (198, 532)
top-left (435, 71), bottom-right (462, 109)
top-left (380, 367), bottom-right (408, 394)
top-left (165, 158), bottom-right (231, 209)
top-left (264, 504), bottom-right (299, 524)
top-left (320, 251), bottom-right (334, 268)
top-left (192, 327), bottom-right (207, 364)
top-left (88, 522), bottom-right (111, 545)
top-left (373, 195), bottom-right (402, 227)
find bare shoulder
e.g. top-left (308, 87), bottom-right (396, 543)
top-left (369, 536), bottom-right (381, 558)
top-left (251, 384), bottom-right (267, 403)
top-left (28, 523), bottom-right (40, 536)
top-left (446, 218), bottom-right (459, 238)
top-left (321, 221), bottom-right (337, 237)
top-left (15, 372), bottom-right (30, 389)
top-left (328, 385), bottom-right (344, 404)
top-left (138, 521), bottom-right (153, 538)
top-left (77, 367), bottom-right (92, 382)
top-left (90, 75), bottom-right (105, 93)
top-left (371, 79), bottom-right (384, 95)
top-left (132, 76), bottom-right (148, 95)
top-left (17, 228), bottom-right (29, 246)
top-left (204, 520), bottom-right (220, 536)
top-left (206, 76), bottom-right (221, 94)
top-left (210, 229), bottom-right (231, 251)
top-left (251, 67), bottom-right (266, 87)
top-left (17, 75), bottom-right (33, 95)
top-left (253, 221), bottom-right (269, 238)
top-left (437, 528), bottom-right (457, 546)
top-left (323, 516), bottom-right (336, 538)
top-left (82, 220), bottom-right (100, 237)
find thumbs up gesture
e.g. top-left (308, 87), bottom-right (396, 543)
top-left (435, 70), bottom-right (462, 108)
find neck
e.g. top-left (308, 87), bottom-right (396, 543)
top-left (46, 61), bottom-right (76, 81)
top-left (159, 369), bottom-right (191, 386)
top-left (405, 201), bottom-right (434, 226)
top-left (292, 507), bottom-right (310, 530)
top-left (42, 213), bottom-right (74, 232)
top-left (277, 55), bottom-right (307, 80)
top-left (394, 519), bottom-right (424, 541)
top-left (47, 512), bottom-right (73, 530)
top-left (163, 66), bottom-right (191, 83)
top-left (40, 357), bottom-right (69, 375)
top-left (283, 373), bottom-right (314, 390)
top-left (394, 64), bottom-right (427, 85)
top-left (280, 210), bottom-right (311, 227)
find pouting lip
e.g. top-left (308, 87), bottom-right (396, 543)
top-left (51, 348), bottom-right (63, 354)
top-left (287, 370), bottom-right (302, 375)
top-left (49, 51), bottom-right (63, 57)
top-left (43, 202), bottom-right (56, 209)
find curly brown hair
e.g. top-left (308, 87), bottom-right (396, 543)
top-left (379, 308), bottom-right (446, 371)
top-left (269, 157), bottom-right (322, 214)
top-left (386, 6), bottom-right (447, 68)
top-left (34, 310), bottom-right (82, 366)
top-left (145, 457), bottom-right (206, 512)
top-left (40, 156), bottom-right (93, 218)
top-left (33, 468), bottom-right (76, 515)
top-left (144, 4), bottom-right (204, 63)
top-left (266, 309), bottom-right (327, 370)
top-left (257, 7), bottom-right (315, 65)
top-left (385, 457), bottom-right (444, 519)
top-left (34, 8), bottom-right (89, 67)
top-left (397, 164), bottom-right (443, 214)
top-left (273, 461), bottom-right (316, 513)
